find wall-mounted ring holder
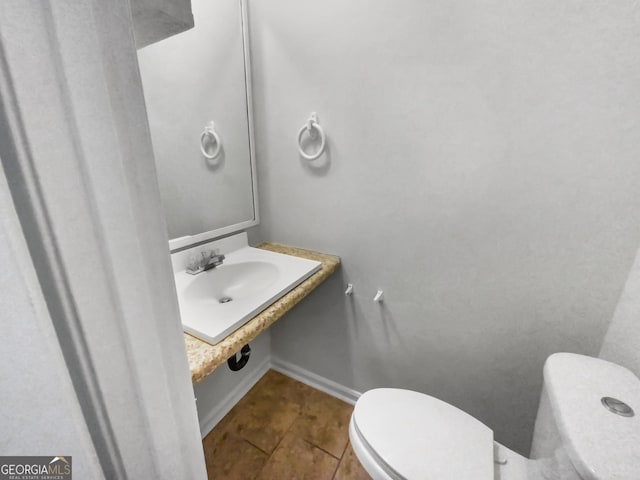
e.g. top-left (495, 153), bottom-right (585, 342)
top-left (297, 112), bottom-right (326, 160)
top-left (200, 121), bottom-right (222, 159)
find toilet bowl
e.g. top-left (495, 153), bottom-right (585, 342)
top-left (349, 353), bottom-right (640, 480)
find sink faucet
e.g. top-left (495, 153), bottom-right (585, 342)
top-left (186, 249), bottom-right (225, 275)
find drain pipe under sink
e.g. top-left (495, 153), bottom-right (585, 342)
top-left (227, 344), bottom-right (251, 371)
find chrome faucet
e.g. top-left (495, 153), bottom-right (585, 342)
top-left (186, 249), bottom-right (225, 275)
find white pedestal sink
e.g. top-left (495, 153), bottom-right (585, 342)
top-left (172, 233), bottom-right (321, 345)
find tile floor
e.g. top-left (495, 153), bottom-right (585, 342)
top-left (203, 369), bottom-right (372, 480)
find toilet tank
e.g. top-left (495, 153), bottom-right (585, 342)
top-left (530, 353), bottom-right (640, 480)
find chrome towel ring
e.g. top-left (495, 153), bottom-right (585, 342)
top-left (297, 112), bottom-right (326, 160)
top-left (200, 121), bottom-right (222, 159)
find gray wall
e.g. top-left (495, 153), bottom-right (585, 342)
top-left (600, 247), bottom-right (640, 377)
top-left (248, 0), bottom-right (640, 454)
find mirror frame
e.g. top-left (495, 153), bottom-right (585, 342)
top-left (168, 0), bottom-right (259, 253)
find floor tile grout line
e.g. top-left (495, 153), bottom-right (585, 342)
top-left (338, 438), bottom-right (350, 460)
top-left (210, 373), bottom-right (292, 479)
top-left (251, 389), bottom-right (305, 480)
top-left (331, 439), bottom-right (352, 480)
top-left (247, 433), bottom-right (278, 480)
top-left (298, 437), bottom-right (344, 480)
top-left (330, 458), bottom-right (342, 480)
top-left (306, 439), bottom-right (345, 461)
top-left (243, 437), bottom-right (272, 457)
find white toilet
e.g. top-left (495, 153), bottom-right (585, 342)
top-left (349, 353), bottom-right (640, 479)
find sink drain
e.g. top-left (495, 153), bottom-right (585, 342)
top-left (219, 296), bottom-right (233, 304)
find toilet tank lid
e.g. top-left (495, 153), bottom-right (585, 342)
top-left (353, 388), bottom-right (494, 480)
top-left (544, 353), bottom-right (640, 480)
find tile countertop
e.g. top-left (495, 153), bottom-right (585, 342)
top-left (184, 242), bottom-right (341, 383)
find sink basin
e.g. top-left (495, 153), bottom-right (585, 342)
top-left (182, 261), bottom-right (279, 304)
top-left (174, 246), bottom-right (321, 344)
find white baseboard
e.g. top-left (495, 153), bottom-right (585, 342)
top-left (198, 357), bottom-right (271, 438)
top-left (270, 357), bottom-right (362, 405)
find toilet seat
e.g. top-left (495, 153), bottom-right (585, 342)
top-left (350, 388), bottom-right (495, 480)
top-left (350, 417), bottom-right (403, 480)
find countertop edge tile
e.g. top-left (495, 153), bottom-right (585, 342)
top-left (184, 243), bottom-right (341, 383)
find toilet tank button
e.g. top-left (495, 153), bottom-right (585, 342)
top-left (601, 397), bottom-right (635, 417)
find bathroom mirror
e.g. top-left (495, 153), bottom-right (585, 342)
top-left (137, 0), bottom-right (258, 251)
